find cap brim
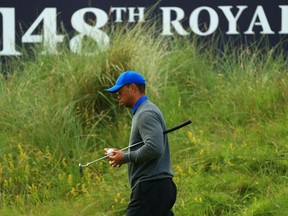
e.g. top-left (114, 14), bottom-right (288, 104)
top-left (106, 84), bottom-right (124, 93)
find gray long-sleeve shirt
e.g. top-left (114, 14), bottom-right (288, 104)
top-left (123, 100), bottom-right (174, 189)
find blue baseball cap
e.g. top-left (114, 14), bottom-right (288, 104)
top-left (106, 71), bottom-right (146, 93)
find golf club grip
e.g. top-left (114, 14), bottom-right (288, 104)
top-left (163, 120), bottom-right (192, 134)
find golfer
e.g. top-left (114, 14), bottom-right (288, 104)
top-left (105, 70), bottom-right (177, 216)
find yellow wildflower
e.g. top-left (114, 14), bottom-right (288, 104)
top-left (187, 131), bottom-right (197, 143)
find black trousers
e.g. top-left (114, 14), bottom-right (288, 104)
top-left (126, 178), bottom-right (177, 216)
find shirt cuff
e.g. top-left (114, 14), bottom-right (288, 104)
top-left (123, 152), bottom-right (131, 163)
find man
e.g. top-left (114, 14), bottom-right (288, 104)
top-left (105, 70), bottom-right (177, 216)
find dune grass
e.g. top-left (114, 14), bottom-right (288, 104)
top-left (0, 21), bottom-right (288, 215)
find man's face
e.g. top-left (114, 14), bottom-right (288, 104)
top-left (116, 84), bottom-right (134, 108)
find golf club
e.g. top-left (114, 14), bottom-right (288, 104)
top-left (79, 120), bottom-right (192, 177)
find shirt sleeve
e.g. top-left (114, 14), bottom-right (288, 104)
top-left (124, 110), bottom-right (164, 163)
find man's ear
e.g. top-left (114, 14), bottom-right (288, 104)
top-left (131, 83), bottom-right (138, 93)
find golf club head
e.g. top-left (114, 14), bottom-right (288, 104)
top-left (79, 163), bottom-right (84, 177)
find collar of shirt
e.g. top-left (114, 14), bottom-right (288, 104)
top-left (132, 96), bottom-right (148, 115)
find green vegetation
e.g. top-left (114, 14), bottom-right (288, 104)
top-left (1, 23), bottom-right (288, 215)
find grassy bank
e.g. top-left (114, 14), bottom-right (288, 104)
top-left (0, 23), bottom-right (288, 215)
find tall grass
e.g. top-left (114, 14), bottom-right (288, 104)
top-left (1, 21), bottom-right (288, 215)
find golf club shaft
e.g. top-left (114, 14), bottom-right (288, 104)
top-left (81, 140), bottom-right (145, 168)
top-left (81, 120), bottom-right (192, 168)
